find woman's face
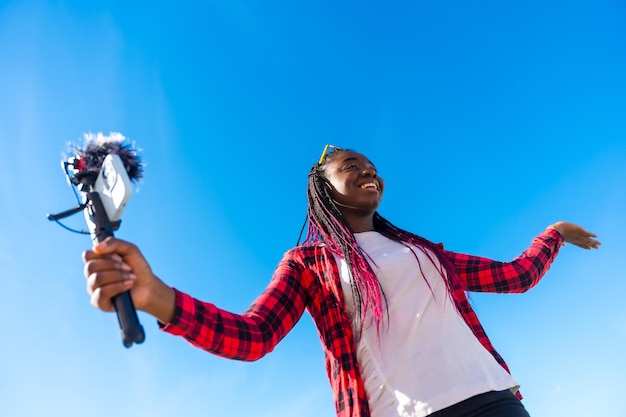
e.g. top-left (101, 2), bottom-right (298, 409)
top-left (323, 151), bottom-right (385, 216)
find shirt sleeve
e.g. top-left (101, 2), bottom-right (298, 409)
top-left (443, 229), bottom-right (564, 293)
top-left (160, 250), bottom-right (310, 361)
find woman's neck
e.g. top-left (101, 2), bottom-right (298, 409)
top-left (345, 214), bottom-right (375, 233)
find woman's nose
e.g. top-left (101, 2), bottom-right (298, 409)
top-left (361, 166), bottom-right (377, 177)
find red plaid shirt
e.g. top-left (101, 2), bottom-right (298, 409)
top-left (162, 229), bottom-right (563, 417)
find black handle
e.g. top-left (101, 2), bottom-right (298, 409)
top-left (112, 291), bottom-right (146, 347)
top-left (87, 191), bottom-right (145, 347)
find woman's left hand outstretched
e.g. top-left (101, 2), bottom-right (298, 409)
top-left (547, 222), bottom-right (601, 250)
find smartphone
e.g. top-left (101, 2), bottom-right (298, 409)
top-left (94, 154), bottom-right (133, 222)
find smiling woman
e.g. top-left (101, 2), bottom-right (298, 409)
top-left (82, 145), bottom-right (601, 417)
top-left (322, 150), bottom-right (385, 230)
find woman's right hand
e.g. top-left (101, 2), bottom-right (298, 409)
top-left (82, 238), bottom-right (175, 324)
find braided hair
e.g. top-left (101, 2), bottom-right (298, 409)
top-left (300, 148), bottom-right (464, 330)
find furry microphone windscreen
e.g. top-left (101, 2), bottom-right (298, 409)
top-left (69, 132), bottom-right (144, 182)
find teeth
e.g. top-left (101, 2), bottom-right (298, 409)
top-left (361, 183), bottom-right (378, 190)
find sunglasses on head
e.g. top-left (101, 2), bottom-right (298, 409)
top-left (318, 144), bottom-right (343, 165)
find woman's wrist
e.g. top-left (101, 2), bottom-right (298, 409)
top-left (546, 222), bottom-right (565, 238)
top-left (143, 277), bottom-right (177, 324)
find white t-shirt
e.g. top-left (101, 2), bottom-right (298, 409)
top-left (336, 232), bottom-right (518, 417)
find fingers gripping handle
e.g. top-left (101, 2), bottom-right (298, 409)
top-left (87, 191), bottom-right (145, 347)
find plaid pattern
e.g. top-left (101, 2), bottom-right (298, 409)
top-left (162, 229), bottom-right (563, 417)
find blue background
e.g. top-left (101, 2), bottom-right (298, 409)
top-left (0, 1), bottom-right (624, 416)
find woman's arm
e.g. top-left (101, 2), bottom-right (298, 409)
top-left (83, 239), bottom-right (309, 361)
top-left (161, 256), bottom-right (309, 361)
top-left (443, 222), bottom-right (600, 293)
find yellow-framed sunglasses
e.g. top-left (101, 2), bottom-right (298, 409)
top-left (318, 144), bottom-right (342, 165)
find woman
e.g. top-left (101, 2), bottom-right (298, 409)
top-left (83, 146), bottom-right (600, 417)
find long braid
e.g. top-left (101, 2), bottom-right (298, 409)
top-left (303, 151), bottom-right (386, 328)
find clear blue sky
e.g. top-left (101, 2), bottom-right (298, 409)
top-left (1, 1), bottom-right (624, 416)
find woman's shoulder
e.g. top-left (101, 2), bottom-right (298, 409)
top-left (275, 243), bottom-right (334, 283)
top-left (284, 242), bottom-right (329, 258)
top-left (280, 243), bottom-right (340, 271)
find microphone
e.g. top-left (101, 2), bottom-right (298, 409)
top-left (49, 132), bottom-right (145, 348)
